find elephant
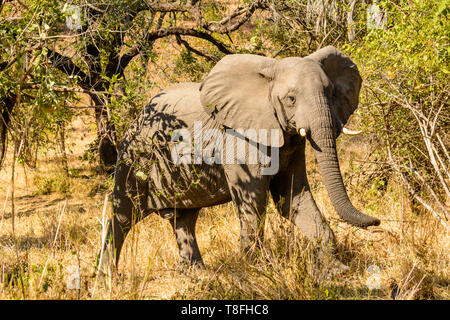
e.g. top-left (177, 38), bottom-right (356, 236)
top-left (97, 46), bottom-right (380, 276)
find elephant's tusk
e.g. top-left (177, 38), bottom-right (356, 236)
top-left (299, 128), bottom-right (307, 137)
top-left (342, 127), bottom-right (362, 136)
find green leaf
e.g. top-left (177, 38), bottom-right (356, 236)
top-left (135, 171), bottom-right (148, 180)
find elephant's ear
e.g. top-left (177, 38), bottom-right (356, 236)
top-left (306, 46), bottom-right (362, 127)
top-left (199, 54), bottom-right (284, 147)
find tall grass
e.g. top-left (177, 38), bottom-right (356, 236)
top-left (0, 128), bottom-right (448, 300)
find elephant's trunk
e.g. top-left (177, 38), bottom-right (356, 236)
top-left (308, 94), bottom-right (380, 228)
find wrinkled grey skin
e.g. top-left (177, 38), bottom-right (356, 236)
top-left (97, 46), bottom-right (380, 275)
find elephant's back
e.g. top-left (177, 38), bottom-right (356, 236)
top-left (116, 83), bottom-right (231, 210)
top-left (121, 82), bottom-right (204, 147)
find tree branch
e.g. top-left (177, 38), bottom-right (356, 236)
top-left (21, 83), bottom-right (121, 96)
top-left (146, 27), bottom-right (233, 54)
top-left (46, 49), bottom-right (91, 88)
top-left (144, 0), bottom-right (195, 13)
top-left (203, 1), bottom-right (266, 33)
top-left (0, 92), bottom-right (16, 169)
top-left (175, 35), bottom-right (219, 61)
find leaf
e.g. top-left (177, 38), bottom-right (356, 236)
top-left (135, 171), bottom-right (148, 180)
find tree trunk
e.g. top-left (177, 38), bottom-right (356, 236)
top-left (347, 0), bottom-right (358, 42)
top-left (58, 121), bottom-right (69, 176)
top-left (91, 95), bottom-right (118, 174)
top-left (0, 93), bottom-right (16, 169)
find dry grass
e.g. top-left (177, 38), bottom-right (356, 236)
top-left (0, 115), bottom-right (448, 300)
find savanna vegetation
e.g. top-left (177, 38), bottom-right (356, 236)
top-left (0, 0), bottom-right (448, 299)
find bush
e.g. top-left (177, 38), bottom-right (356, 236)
top-left (345, 0), bottom-right (449, 225)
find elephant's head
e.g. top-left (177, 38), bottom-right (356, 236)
top-left (199, 46), bottom-right (380, 228)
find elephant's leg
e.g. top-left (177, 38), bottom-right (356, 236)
top-left (97, 164), bottom-right (149, 276)
top-left (98, 212), bottom-right (131, 275)
top-left (224, 164), bottom-right (270, 254)
top-left (270, 141), bottom-right (336, 253)
top-left (273, 183), bottom-right (336, 252)
top-left (170, 208), bottom-right (203, 266)
top-left (238, 207), bottom-right (266, 254)
top-left (271, 172), bottom-right (350, 274)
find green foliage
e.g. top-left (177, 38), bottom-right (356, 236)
top-left (174, 49), bottom-right (214, 82)
top-left (345, 0), bottom-right (449, 212)
top-left (0, 0), bottom-right (77, 166)
top-left (347, 0), bottom-right (448, 81)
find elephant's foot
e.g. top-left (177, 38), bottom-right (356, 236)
top-left (177, 254), bottom-right (204, 271)
top-left (94, 247), bottom-right (116, 279)
top-left (310, 251), bottom-right (350, 280)
top-left (176, 258), bottom-right (205, 274)
top-left (241, 246), bottom-right (260, 262)
top-left (327, 257), bottom-right (350, 276)
top-left (180, 255), bottom-right (204, 266)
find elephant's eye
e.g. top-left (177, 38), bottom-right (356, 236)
top-left (286, 95), bottom-right (296, 105)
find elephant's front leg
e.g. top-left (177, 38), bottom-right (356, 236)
top-left (238, 205), bottom-right (266, 254)
top-left (170, 208), bottom-right (203, 266)
top-left (286, 186), bottom-right (336, 252)
top-left (272, 177), bottom-right (351, 275)
top-left (270, 142), bottom-right (337, 254)
top-left (224, 163), bottom-right (270, 255)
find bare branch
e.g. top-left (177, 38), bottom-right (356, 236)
top-left (203, 1), bottom-right (267, 33)
top-left (21, 83), bottom-right (121, 96)
top-left (146, 0), bottom-right (194, 13)
top-left (175, 35), bottom-right (219, 61)
top-left (386, 136), bottom-right (448, 229)
top-left (46, 49), bottom-right (91, 88)
top-left (145, 26), bottom-right (234, 54)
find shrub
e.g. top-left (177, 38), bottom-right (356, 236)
top-left (345, 0), bottom-right (449, 226)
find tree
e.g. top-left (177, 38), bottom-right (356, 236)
top-left (1, 0), bottom-right (269, 173)
top-left (1, 0), bottom-right (76, 170)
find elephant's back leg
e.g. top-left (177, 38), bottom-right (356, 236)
top-left (97, 162), bottom-right (152, 275)
top-left (169, 208), bottom-right (203, 266)
top-left (112, 160), bottom-right (152, 227)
